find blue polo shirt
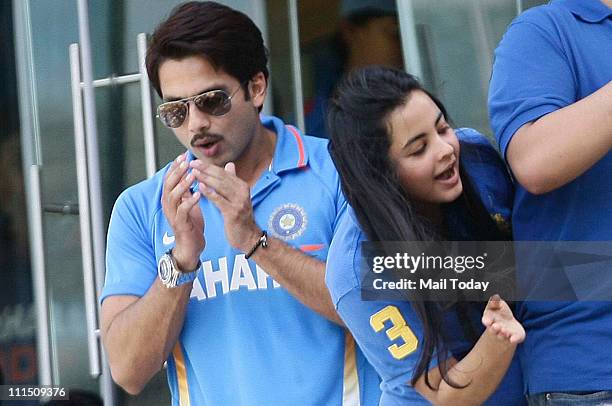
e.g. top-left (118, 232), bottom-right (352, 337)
top-left (326, 129), bottom-right (524, 405)
top-left (102, 115), bottom-right (382, 405)
top-left (488, 0), bottom-right (612, 395)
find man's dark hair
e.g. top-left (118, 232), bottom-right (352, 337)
top-left (146, 1), bottom-right (269, 101)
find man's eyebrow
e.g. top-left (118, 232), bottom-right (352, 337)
top-left (163, 85), bottom-right (229, 102)
top-left (402, 112), bottom-right (444, 150)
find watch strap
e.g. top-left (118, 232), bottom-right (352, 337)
top-left (245, 230), bottom-right (268, 259)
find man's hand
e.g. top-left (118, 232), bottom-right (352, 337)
top-left (162, 152), bottom-right (205, 270)
top-left (190, 160), bottom-right (260, 253)
top-left (481, 294), bottom-right (525, 344)
top-left (189, 159), bottom-right (341, 324)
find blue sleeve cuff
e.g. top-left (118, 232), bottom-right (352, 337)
top-left (99, 279), bottom-right (152, 304)
top-left (496, 104), bottom-right (559, 160)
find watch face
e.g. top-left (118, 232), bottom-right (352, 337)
top-left (158, 255), bottom-right (173, 284)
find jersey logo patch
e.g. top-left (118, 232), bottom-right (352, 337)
top-left (268, 203), bottom-right (307, 240)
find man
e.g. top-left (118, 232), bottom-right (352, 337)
top-left (488, 0), bottom-right (612, 403)
top-left (100, 2), bottom-right (381, 405)
top-left (305, 0), bottom-right (402, 138)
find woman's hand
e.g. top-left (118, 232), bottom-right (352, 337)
top-left (481, 294), bottom-right (525, 344)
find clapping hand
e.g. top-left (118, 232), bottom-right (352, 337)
top-left (190, 160), bottom-right (261, 254)
top-left (162, 152), bottom-right (205, 270)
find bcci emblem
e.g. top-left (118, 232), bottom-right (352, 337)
top-left (268, 203), bottom-right (307, 240)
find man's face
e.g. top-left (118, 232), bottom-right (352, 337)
top-left (158, 55), bottom-right (264, 166)
top-left (347, 16), bottom-right (404, 69)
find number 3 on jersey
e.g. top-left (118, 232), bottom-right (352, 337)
top-left (370, 305), bottom-right (418, 360)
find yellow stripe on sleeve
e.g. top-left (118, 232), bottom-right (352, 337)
top-left (343, 333), bottom-right (361, 406)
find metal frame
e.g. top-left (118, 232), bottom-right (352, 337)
top-left (75, 1), bottom-right (115, 402)
top-left (12, 0), bottom-right (53, 387)
top-left (69, 43), bottom-right (100, 379)
top-left (28, 165), bottom-right (53, 385)
top-left (396, 0), bottom-right (423, 79)
top-left (288, 0), bottom-right (305, 132)
top-left (137, 33), bottom-right (157, 178)
top-left (76, 0), bottom-right (105, 308)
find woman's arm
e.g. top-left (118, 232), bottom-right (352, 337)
top-left (414, 296), bottom-right (524, 406)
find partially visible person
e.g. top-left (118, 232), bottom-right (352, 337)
top-left (304, 0), bottom-right (403, 138)
top-left (100, 2), bottom-right (381, 405)
top-left (488, 0), bottom-right (612, 403)
top-left (0, 132), bottom-right (31, 306)
top-left (326, 66), bottom-right (526, 405)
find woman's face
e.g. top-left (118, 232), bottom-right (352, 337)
top-left (387, 90), bottom-right (462, 205)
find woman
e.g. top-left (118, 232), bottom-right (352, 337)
top-left (326, 67), bottom-right (525, 405)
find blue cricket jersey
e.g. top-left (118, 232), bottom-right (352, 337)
top-left (488, 0), bottom-right (612, 394)
top-left (326, 129), bottom-right (525, 405)
top-left (102, 115), bottom-right (382, 405)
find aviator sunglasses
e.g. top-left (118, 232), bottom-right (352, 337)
top-left (156, 83), bottom-right (244, 128)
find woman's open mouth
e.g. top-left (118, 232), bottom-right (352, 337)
top-left (434, 162), bottom-right (459, 186)
top-left (435, 166), bottom-right (455, 180)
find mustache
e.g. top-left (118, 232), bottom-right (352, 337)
top-left (190, 132), bottom-right (223, 147)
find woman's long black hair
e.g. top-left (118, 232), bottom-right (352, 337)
top-left (327, 66), bottom-right (510, 390)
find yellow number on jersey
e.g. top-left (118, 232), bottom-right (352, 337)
top-left (370, 305), bottom-right (418, 360)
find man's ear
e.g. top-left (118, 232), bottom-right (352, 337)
top-left (249, 72), bottom-right (267, 109)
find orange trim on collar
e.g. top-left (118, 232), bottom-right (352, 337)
top-left (286, 125), bottom-right (307, 168)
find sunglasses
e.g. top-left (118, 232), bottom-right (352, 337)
top-left (156, 83), bottom-right (244, 128)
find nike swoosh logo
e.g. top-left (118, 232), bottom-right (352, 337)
top-left (163, 232), bottom-right (175, 245)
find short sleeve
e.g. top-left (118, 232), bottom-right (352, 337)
top-left (325, 209), bottom-right (361, 306)
top-left (333, 187), bottom-right (348, 236)
top-left (101, 190), bottom-right (157, 303)
top-left (456, 128), bottom-right (514, 224)
top-left (331, 161), bottom-right (348, 236)
top-left (488, 17), bottom-right (576, 157)
top-left (336, 288), bottom-right (433, 404)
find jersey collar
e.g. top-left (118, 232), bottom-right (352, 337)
top-left (261, 115), bottom-right (309, 174)
top-left (560, 0), bottom-right (612, 23)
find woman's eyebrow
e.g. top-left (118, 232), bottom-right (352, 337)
top-left (434, 111), bottom-right (444, 125)
top-left (402, 112), bottom-right (444, 149)
top-left (403, 133), bottom-right (426, 150)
